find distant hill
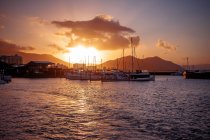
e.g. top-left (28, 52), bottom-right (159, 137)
top-left (101, 56), bottom-right (182, 72)
top-left (0, 51), bottom-right (69, 66)
top-left (0, 50), bottom-right (182, 71)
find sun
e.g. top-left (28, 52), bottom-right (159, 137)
top-left (67, 45), bottom-right (101, 64)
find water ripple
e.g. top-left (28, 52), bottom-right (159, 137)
top-left (0, 77), bottom-right (210, 139)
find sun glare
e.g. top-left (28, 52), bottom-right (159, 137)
top-left (68, 45), bottom-right (100, 64)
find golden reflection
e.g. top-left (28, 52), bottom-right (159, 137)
top-left (77, 89), bottom-right (89, 113)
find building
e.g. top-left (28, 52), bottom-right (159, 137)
top-left (0, 54), bottom-right (23, 65)
top-left (26, 61), bottom-right (54, 73)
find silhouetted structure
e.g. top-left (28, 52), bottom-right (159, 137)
top-left (183, 70), bottom-right (210, 79)
top-left (26, 61), bottom-right (54, 73)
top-left (0, 54), bottom-right (22, 65)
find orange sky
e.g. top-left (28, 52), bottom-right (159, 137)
top-left (0, 0), bottom-right (209, 65)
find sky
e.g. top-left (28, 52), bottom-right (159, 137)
top-left (0, 0), bottom-right (209, 65)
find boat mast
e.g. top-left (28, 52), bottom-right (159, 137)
top-left (186, 57), bottom-right (190, 70)
top-left (101, 59), bottom-right (102, 70)
top-left (123, 48), bottom-right (125, 72)
top-left (93, 56), bottom-right (96, 72)
top-left (84, 56), bottom-right (86, 71)
top-left (117, 58), bottom-right (119, 70)
top-left (88, 56), bottom-right (89, 71)
top-left (69, 56), bottom-right (71, 69)
top-left (131, 37), bottom-right (134, 73)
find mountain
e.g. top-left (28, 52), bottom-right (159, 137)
top-left (101, 56), bottom-right (182, 72)
top-left (0, 50), bottom-right (182, 71)
top-left (0, 51), bottom-right (69, 66)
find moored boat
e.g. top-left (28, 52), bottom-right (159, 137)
top-left (66, 70), bottom-right (88, 80)
top-left (0, 74), bottom-right (12, 84)
top-left (0, 79), bottom-right (7, 84)
top-left (183, 70), bottom-right (210, 79)
top-left (129, 70), bottom-right (155, 81)
top-left (101, 70), bottom-right (129, 82)
top-left (66, 70), bottom-right (102, 81)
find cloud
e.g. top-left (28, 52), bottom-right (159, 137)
top-left (27, 16), bottom-right (48, 25)
top-left (55, 32), bottom-right (71, 37)
top-left (156, 39), bottom-right (177, 51)
top-left (52, 15), bottom-right (139, 50)
top-left (48, 44), bottom-right (69, 53)
top-left (0, 39), bottom-right (35, 53)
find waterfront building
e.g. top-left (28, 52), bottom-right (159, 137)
top-left (26, 61), bottom-right (54, 73)
top-left (0, 54), bottom-right (23, 65)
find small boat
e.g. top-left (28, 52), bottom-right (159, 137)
top-left (183, 70), bottom-right (210, 79)
top-left (0, 79), bottom-right (7, 84)
top-left (129, 70), bottom-right (155, 81)
top-left (0, 74), bottom-right (12, 84)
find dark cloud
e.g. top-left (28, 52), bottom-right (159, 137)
top-left (52, 15), bottom-right (139, 50)
top-left (52, 15), bottom-right (134, 33)
top-left (48, 44), bottom-right (69, 53)
top-left (94, 34), bottom-right (130, 50)
top-left (156, 39), bottom-right (177, 51)
top-left (0, 39), bottom-right (35, 53)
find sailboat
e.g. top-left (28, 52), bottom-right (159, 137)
top-left (129, 70), bottom-right (155, 81)
top-left (101, 52), bottom-right (129, 82)
top-left (129, 37), bottom-right (155, 81)
top-left (101, 69), bottom-right (129, 82)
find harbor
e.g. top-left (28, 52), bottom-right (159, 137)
top-left (0, 0), bottom-right (210, 139)
top-left (1, 77), bottom-right (210, 139)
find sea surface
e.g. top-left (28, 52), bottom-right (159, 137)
top-left (0, 76), bottom-right (210, 140)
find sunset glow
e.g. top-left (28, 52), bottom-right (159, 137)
top-left (66, 45), bottom-right (101, 64)
top-left (0, 0), bottom-right (209, 65)
top-left (1, 1), bottom-right (210, 139)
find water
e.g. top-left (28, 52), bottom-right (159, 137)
top-left (0, 76), bottom-right (210, 140)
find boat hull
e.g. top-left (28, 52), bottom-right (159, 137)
top-left (183, 71), bottom-right (210, 79)
top-left (130, 75), bottom-right (155, 81)
top-left (66, 72), bottom-right (101, 81)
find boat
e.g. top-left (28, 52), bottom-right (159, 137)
top-left (129, 70), bottom-right (155, 81)
top-left (0, 79), bottom-right (7, 84)
top-left (66, 70), bottom-right (102, 81)
top-left (66, 70), bottom-right (88, 80)
top-left (89, 72), bottom-right (102, 81)
top-left (101, 70), bottom-right (129, 82)
top-left (127, 37), bottom-right (155, 82)
top-left (0, 74), bottom-right (12, 84)
top-left (183, 70), bottom-right (210, 79)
